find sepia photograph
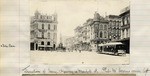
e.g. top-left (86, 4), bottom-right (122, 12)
top-left (30, 0), bottom-right (130, 64)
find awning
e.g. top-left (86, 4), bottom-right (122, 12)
top-left (104, 42), bottom-right (123, 46)
top-left (98, 42), bottom-right (124, 46)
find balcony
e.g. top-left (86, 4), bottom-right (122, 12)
top-left (38, 29), bottom-right (47, 32)
top-left (37, 37), bottom-right (47, 39)
top-left (121, 24), bottom-right (130, 29)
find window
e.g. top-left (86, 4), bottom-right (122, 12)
top-left (100, 32), bottom-right (103, 38)
top-left (53, 33), bottom-right (55, 39)
top-left (104, 32), bottom-right (107, 38)
top-left (99, 24), bottom-right (102, 29)
top-left (122, 18), bottom-right (124, 25)
top-left (127, 16), bottom-right (130, 24)
top-left (42, 32), bottom-right (44, 38)
top-left (126, 29), bottom-right (128, 37)
top-left (102, 25), bottom-right (103, 30)
top-left (128, 16), bottom-right (130, 24)
top-left (122, 30), bottom-right (124, 38)
top-left (42, 24), bottom-right (44, 29)
top-left (114, 23), bottom-right (116, 28)
top-left (97, 32), bottom-right (98, 37)
top-left (54, 25), bottom-right (55, 30)
top-left (40, 15), bottom-right (42, 19)
top-left (117, 22), bottom-right (119, 28)
top-left (48, 32), bottom-right (50, 38)
top-left (114, 21), bottom-right (116, 26)
top-left (104, 25), bottom-right (107, 30)
top-left (48, 24), bottom-right (50, 29)
top-left (47, 42), bottom-right (50, 45)
top-left (41, 41), bottom-right (44, 45)
top-left (124, 17), bottom-right (127, 25)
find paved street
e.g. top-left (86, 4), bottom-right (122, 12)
top-left (30, 51), bottom-right (129, 64)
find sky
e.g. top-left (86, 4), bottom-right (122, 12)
top-left (30, 0), bottom-right (130, 44)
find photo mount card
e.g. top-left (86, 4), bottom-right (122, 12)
top-left (30, 0), bottom-right (130, 64)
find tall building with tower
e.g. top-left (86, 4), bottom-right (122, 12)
top-left (30, 10), bottom-right (58, 51)
top-left (90, 12), bottom-right (109, 51)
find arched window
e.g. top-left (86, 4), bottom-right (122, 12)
top-left (41, 41), bottom-right (44, 45)
top-left (47, 42), bottom-right (50, 45)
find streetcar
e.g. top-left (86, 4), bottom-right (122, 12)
top-left (98, 42), bottom-right (126, 56)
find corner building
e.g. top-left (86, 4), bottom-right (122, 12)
top-left (90, 12), bottom-right (109, 51)
top-left (30, 11), bottom-right (57, 51)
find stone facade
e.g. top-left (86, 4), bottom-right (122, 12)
top-left (30, 11), bottom-right (57, 51)
top-left (106, 15), bottom-right (121, 41)
top-left (90, 12), bottom-right (109, 51)
top-left (119, 6), bottom-right (130, 53)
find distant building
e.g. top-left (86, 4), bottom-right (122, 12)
top-left (30, 10), bottom-right (57, 51)
top-left (61, 35), bottom-right (71, 47)
top-left (74, 26), bottom-right (84, 51)
top-left (73, 19), bottom-right (92, 51)
top-left (90, 12), bottom-right (109, 51)
top-left (119, 6), bottom-right (130, 53)
top-left (65, 37), bottom-right (76, 51)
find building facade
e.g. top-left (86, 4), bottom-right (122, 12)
top-left (106, 15), bottom-right (121, 41)
top-left (90, 12), bottom-right (109, 51)
top-left (65, 37), bottom-right (76, 51)
top-left (73, 19), bottom-right (92, 51)
top-left (30, 11), bottom-right (57, 51)
top-left (119, 6), bottom-right (130, 53)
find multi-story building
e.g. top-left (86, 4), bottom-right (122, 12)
top-left (84, 19), bottom-right (93, 43)
top-left (71, 9), bottom-right (129, 52)
top-left (73, 19), bottom-right (92, 51)
top-left (74, 26), bottom-right (85, 51)
top-left (30, 11), bottom-right (57, 51)
top-left (90, 12), bottom-right (109, 51)
top-left (65, 37), bottom-right (76, 51)
top-left (119, 6), bottom-right (130, 53)
top-left (106, 15), bottom-right (121, 41)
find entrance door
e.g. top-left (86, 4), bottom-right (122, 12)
top-left (30, 43), bottom-right (34, 50)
